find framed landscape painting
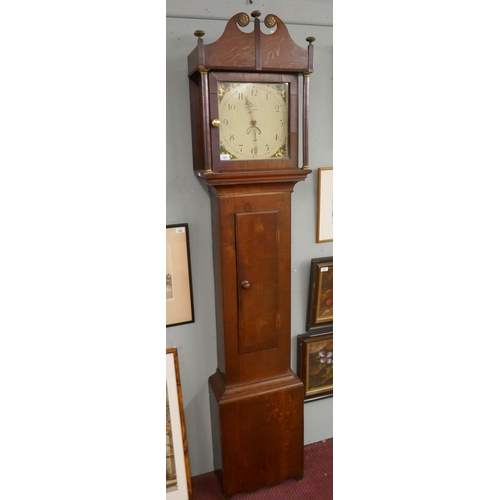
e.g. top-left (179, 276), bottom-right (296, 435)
top-left (166, 224), bottom-right (195, 327)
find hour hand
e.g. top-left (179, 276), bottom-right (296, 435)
top-left (247, 121), bottom-right (261, 135)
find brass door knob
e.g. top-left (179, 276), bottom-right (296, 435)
top-left (241, 280), bottom-right (251, 290)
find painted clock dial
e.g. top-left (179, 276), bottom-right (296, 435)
top-left (217, 82), bottom-right (289, 161)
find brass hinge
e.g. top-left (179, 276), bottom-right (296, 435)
top-left (276, 314), bottom-right (281, 327)
top-left (276, 230), bottom-right (280, 244)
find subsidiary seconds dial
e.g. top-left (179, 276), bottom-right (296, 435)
top-left (217, 82), bottom-right (289, 161)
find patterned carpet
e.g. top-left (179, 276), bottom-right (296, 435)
top-left (191, 438), bottom-right (333, 499)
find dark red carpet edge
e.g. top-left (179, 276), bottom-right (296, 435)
top-left (191, 438), bottom-right (333, 500)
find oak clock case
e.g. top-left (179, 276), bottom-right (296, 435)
top-left (187, 10), bottom-right (315, 498)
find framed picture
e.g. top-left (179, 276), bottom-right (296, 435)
top-left (306, 257), bottom-right (333, 332)
top-left (166, 348), bottom-right (192, 499)
top-left (316, 167), bottom-right (333, 243)
top-left (166, 224), bottom-right (195, 327)
top-left (297, 331), bottom-right (333, 401)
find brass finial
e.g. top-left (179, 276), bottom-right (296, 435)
top-left (194, 30), bottom-right (205, 38)
top-left (251, 10), bottom-right (261, 18)
top-left (236, 12), bottom-right (250, 26)
top-left (264, 15), bottom-right (277, 28)
top-left (306, 36), bottom-right (316, 44)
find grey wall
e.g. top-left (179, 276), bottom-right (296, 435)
top-left (166, 0), bottom-right (332, 477)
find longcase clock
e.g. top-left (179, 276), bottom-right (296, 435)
top-left (187, 11), bottom-right (315, 498)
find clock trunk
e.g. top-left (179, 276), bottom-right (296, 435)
top-left (207, 179), bottom-right (306, 497)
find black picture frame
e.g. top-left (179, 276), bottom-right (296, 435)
top-left (166, 224), bottom-right (195, 328)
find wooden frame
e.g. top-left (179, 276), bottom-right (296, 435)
top-left (166, 224), bottom-right (195, 327)
top-left (166, 348), bottom-right (192, 499)
top-left (206, 72), bottom-right (299, 173)
top-left (316, 167), bottom-right (333, 243)
top-left (297, 331), bottom-right (333, 401)
top-left (306, 257), bottom-right (333, 332)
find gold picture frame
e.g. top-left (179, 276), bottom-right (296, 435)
top-left (316, 166), bottom-right (333, 243)
top-left (166, 224), bottom-right (194, 327)
top-left (297, 331), bottom-right (333, 401)
top-left (166, 348), bottom-right (192, 499)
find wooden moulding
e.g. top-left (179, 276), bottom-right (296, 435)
top-left (195, 167), bottom-right (311, 187)
top-left (188, 11), bottom-right (313, 75)
top-left (210, 368), bottom-right (303, 403)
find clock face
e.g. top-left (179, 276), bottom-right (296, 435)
top-left (217, 82), bottom-right (289, 161)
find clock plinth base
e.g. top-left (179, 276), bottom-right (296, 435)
top-left (209, 369), bottom-right (304, 497)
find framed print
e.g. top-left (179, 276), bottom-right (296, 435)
top-left (166, 348), bottom-right (192, 499)
top-left (306, 257), bottom-right (333, 332)
top-left (166, 224), bottom-right (195, 327)
top-left (316, 167), bottom-right (333, 243)
top-left (297, 331), bottom-right (333, 401)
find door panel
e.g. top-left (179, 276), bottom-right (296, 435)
top-left (235, 211), bottom-right (280, 354)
